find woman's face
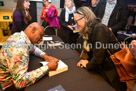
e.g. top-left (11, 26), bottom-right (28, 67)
top-left (74, 13), bottom-right (86, 31)
top-left (43, 0), bottom-right (49, 7)
top-left (23, 0), bottom-right (30, 9)
top-left (65, 0), bottom-right (72, 8)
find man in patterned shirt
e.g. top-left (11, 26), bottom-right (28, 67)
top-left (0, 22), bottom-right (59, 91)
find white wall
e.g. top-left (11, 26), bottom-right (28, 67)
top-left (0, 0), bottom-right (16, 11)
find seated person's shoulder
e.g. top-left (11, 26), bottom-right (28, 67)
top-left (95, 23), bottom-right (109, 32)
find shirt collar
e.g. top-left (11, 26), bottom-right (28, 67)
top-left (20, 31), bottom-right (32, 46)
top-left (107, 0), bottom-right (117, 5)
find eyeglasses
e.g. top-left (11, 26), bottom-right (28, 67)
top-left (74, 16), bottom-right (85, 24)
top-left (74, 10), bottom-right (85, 24)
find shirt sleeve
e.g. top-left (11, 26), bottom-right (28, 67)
top-left (31, 46), bottom-right (46, 58)
top-left (8, 46), bottom-right (48, 89)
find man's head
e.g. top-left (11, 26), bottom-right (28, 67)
top-left (91, 0), bottom-right (98, 7)
top-left (109, 0), bottom-right (115, 3)
top-left (24, 22), bottom-right (44, 44)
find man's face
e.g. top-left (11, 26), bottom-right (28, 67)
top-left (109, 0), bottom-right (115, 3)
top-left (92, 0), bottom-right (97, 6)
top-left (31, 27), bottom-right (44, 44)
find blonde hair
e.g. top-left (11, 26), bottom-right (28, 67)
top-left (75, 6), bottom-right (96, 36)
top-left (64, 0), bottom-right (75, 8)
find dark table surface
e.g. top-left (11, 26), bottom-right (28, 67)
top-left (25, 35), bottom-right (115, 91)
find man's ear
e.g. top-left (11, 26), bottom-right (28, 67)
top-left (31, 26), bottom-right (37, 34)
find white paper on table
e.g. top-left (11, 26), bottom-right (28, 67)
top-left (40, 60), bottom-right (67, 70)
top-left (43, 37), bottom-right (53, 41)
top-left (40, 60), bottom-right (68, 77)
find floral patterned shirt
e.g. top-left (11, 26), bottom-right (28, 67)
top-left (0, 31), bottom-right (48, 90)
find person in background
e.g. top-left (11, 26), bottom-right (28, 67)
top-left (0, 23), bottom-right (59, 91)
top-left (94, 0), bottom-right (128, 36)
top-left (12, 0), bottom-right (32, 34)
top-left (126, 8), bottom-right (136, 33)
top-left (74, 6), bottom-right (126, 91)
top-left (40, 0), bottom-right (58, 35)
top-left (90, 0), bottom-right (99, 12)
top-left (59, 0), bottom-right (79, 44)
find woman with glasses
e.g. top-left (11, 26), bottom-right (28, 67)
top-left (59, 0), bottom-right (79, 44)
top-left (40, 0), bottom-right (58, 35)
top-left (75, 6), bottom-right (126, 91)
top-left (12, 0), bottom-right (32, 34)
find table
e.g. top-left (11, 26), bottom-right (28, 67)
top-left (25, 36), bottom-right (115, 91)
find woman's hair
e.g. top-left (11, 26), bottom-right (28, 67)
top-left (43, 0), bottom-right (48, 1)
top-left (14, 0), bottom-right (32, 24)
top-left (64, 0), bottom-right (75, 8)
top-left (75, 6), bottom-right (96, 36)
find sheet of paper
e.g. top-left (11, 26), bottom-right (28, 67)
top-left (40, 60), bottom-right (67, 70)
top-left (48, 85), bottom-right (65, 91)
top-left (43, 37), bottom-right (53, 41)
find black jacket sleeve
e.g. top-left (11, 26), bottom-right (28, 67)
top-left (59, 9), bottom-right (69, 28)
top-left (86, 25), bottom-right (110, 71)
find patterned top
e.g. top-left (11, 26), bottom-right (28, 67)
top-left (101, 0), bottom-right (117, 26)
top-left (0, 31), bottom-right (48, 90)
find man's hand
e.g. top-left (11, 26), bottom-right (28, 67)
top-left (47, 60), bottom-right (58, 71)
top-left (77, 60), bottom-right (89, 68)
top-left (43, 54), bottom-right (59, 62)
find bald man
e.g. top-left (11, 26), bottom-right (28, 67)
top-left (0, 22), bottom-right (59, 91)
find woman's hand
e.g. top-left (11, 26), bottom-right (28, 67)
top-left (77, 60), bottom-right (89, 68)
top-left (44, 9), bottom-right (48, 12)
top-left (68, 25), bottom-right (73, 30)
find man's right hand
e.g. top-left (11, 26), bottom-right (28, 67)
top-left (47, 60), bottom-right (58, 71)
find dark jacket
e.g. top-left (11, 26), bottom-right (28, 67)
top-left (59, 8), bottom-right (79, 44)
top-left (94, 0), bottom-right (128, 35)
top-left (86, 19), bottom-right (126, 91)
